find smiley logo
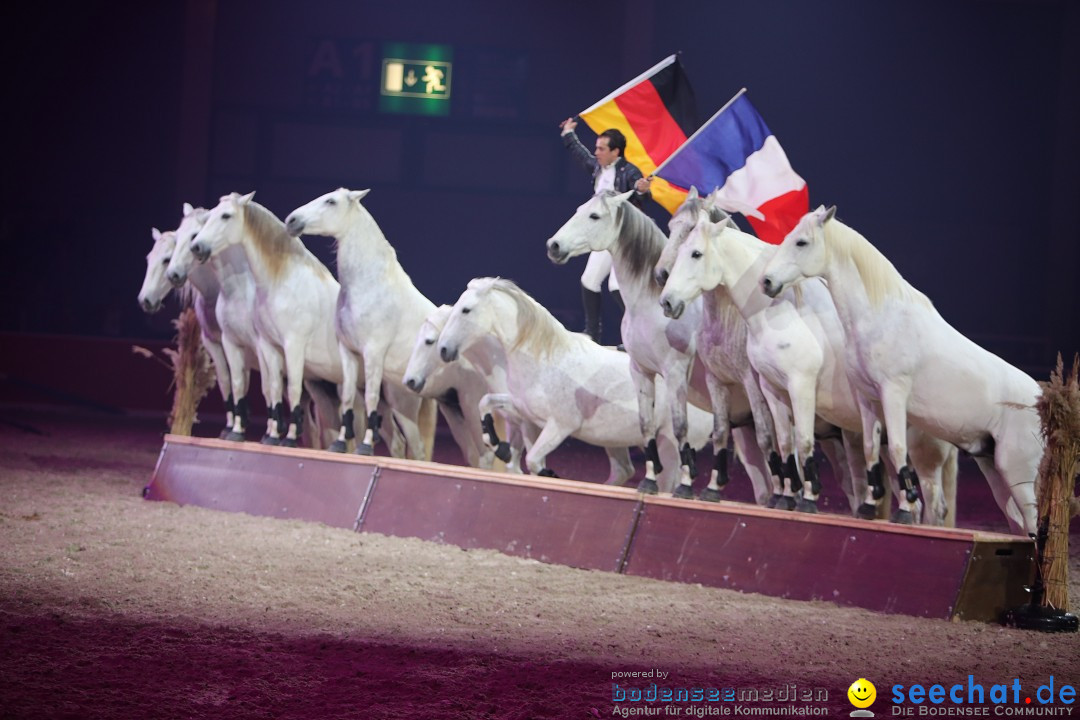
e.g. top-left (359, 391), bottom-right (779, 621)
top-left (848, 678), bottom-right (877, 709)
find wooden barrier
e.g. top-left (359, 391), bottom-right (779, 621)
top-left (145, 434), bottom-right (1035, 622)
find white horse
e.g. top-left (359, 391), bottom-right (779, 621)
top-left (403, 304), bottom-right (528, 472)
top-left (657, 188), bottom-right (780, 506)
top-left (548, 191), bottom-right (772, 500)
top-left (661, 210), bottom-right (958, 524)
top-left (437, 277), bottom-right (711, 489)
top-left (760, 206), bottom-right (1037, 534)
top-left (165, 203), bottom-right (274, 442)
top-left (190, 192), bottom-right (354, 448)
top-left (284, 188), bottom-right (437, 460)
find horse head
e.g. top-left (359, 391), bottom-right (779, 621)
top-left (439, 278), bottom-right (503, 363)
top-left (546, 190), bottom-right (632, 264)
top-left (404, 305), bottom-right (453, 394)
top-left (138, 228), bottom-right (176, 314)
top-left (285, 188), bottom-right (371, 238)
top-left (165, 203), bottom-right (210, 287)
top-left (760, 205), bottom-right (835, 298)
top-left (659, 214), bottom-right (729, 320)
top-left (191, 191), bottom-right (256, 262)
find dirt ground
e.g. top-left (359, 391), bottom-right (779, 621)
top-left (0, 408), bottom-right (1077, 720)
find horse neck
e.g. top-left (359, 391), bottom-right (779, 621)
top-left (210, 244), bottom-right (255, 293)
top-left (713, 231), bottom-right (775, 321)
top-left (335, 209), bottom-right (398, 283)
top-left (186, 263), bottom-right (219, 298)
top-left (609, 208), bottom-right (664, 301)
top-left (819, 226), bottom-right (882, 330)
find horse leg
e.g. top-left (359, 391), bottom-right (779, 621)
top-left (478, 393), bottom-right (519, 464)
top-left (356, 350), bottom-right (387, 456)
top-left (834, 430), bottom-right (867, 515)
top-left (731, 427), bottom-right (772, 506)
top-left (630, 365), bottom-right (662, 495)
top-left (523, 421), bottom-right (571, 478)
top-left (604, 446), bottom-right (635, 486)
top-left (278, 341), bottom-right (307, 448)
top-left (329, 346), bottom-right (361, 453)
top-left (759, 380), bottom-right (794, 509)
top-left (381, 382), bottom-right (427, 460)
top-left (202, 333), bottom-right (233, 439)
top-left (667, 360), bottom-right (697, 499)
top-left (221, 336), bottom-right (248, 442)
top-left (907, 429), bottom-right (954, 526)
top-left (700, 373), bottom-right (731, 502)
top-left (258, 342), bottom-right (285, 445)
top-left (787, 377), bottom-right (819, 513)
top-left (854, 391), bottom-right (888, 519)
top-left (989, 427), bottom-right (1040, 535)
top-left (878, 381), bottom-right (922, 523)
top-left (739, 365), bottom-right (779, 506)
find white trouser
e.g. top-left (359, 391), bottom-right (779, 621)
top-left (580, 250), bottom-right (619, 293)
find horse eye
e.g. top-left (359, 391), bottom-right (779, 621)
top-left (161, 257), bottom-right (171, 265)
top-left (221, 212), bottom-right (232, 220)
top-left (691, 250), bottom-right (703, 259)
top-left (326, 198), bottom-right (336, 206)
top-left (424, 338), bottom-right (434, 345)
top-left (461, 307), bottom-right (471, 315)
top-left (796, 239), bottom-right (808, 247)
top-left (589, 213), bottom-right (600, 220)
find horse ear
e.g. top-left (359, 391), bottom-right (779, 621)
top-left (686, 186), bottom-right (699, 200)
top-left (182, 202), bottom-right (194, 217)
top-left (614, 189), bottom-right (636, 204)
top-left (237, 191), bottom-right (256, 205)
top-left (152, 227), bottom-right (162, 242)
top-left (348, 189), bottom-right (371, 203)
top-left (824, 205), bottom-right (837, 222)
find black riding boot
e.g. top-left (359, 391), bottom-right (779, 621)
top-left (582, 286), bottom-right (602, 343)
top-left (610, 289), bottom-right (626, 350)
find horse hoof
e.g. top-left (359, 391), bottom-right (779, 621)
top-left (356, 443), bottom-right (374, 456)
top-left (225, 431), bottom-right (246, 443)
top-left (795, 498), bottom-right (819, 514)
top-left (218, 428), bottom-right (231, 440)
top-left (766, 493), bottom-right (782, 509)
top-left (261, 435), bottom-right (280, 446)
top-left (774, 496), bottom-right (797, 511)
top-left (638, 478), bottom-right (659, 495)
top-left (537, 468), bottom-right (559, 478)
top-left (494, 442), bottom-right (512, 463)
top-left (699, 487), bottom-right (723, 503)
top-left (328, 440), bottom-right (347, 453)
top-left (890, 509), bottom-right (915, 525)
top-left (855, 503), bottom-right (878, 520)
top-left (673, 484), bottom-right (694, 500)
top-left (280, 437), bottom-right (298, 448)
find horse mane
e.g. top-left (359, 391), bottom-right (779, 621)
top-left (824, 219), bottom-right (934, 310)
top-left (485, 278), bottom-right (573, 359)
top-left (242, 200), bottom-right (329, 282)
top-left (613, 200), bottom-right (668, 296)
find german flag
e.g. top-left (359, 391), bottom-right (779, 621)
top-left (578, 54), bottom-right (699, 214)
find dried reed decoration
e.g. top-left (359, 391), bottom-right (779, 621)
top-left (1035, 353), bottom-right (1080, 610)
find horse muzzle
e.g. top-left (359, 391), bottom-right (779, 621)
top-left (761, 276), bottom-right (783, 298)
top-left (191, 242), bottom-right (211, 263)
top-left (139, 296), bottom-right (162, 314)
top-left (654, 268), bottom-right (670, 287)
top-left (439, 345), bottom-right (458, 363)
top-left (546, 240), bottom-right (569, 264)
top-left (404, 376), bottom-right (425, 393)
top-left (284, 215), bottom-right (305, 237)
top-left (659, 295), bottom-right (684, 320)
top-left (166, 270), bottom-right (186, 288)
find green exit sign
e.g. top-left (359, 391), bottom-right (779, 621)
top-left (379, 42), bottom-right (453, 116)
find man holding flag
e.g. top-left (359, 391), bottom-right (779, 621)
top-left (559, 117), bottom-right (652, 345)
top-left (557, 52), bottom-right (699, 346)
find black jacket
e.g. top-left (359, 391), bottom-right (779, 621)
top-left (562, 131), bottom-right (651, 208)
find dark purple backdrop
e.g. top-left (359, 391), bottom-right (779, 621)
top-left (2, 0), bottom-right (1077, 379)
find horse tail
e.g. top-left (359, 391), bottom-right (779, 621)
top-left (419, 396), bottom-right (439, 462)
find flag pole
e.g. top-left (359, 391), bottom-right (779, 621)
top-left (577, 54), bottom-right (678, 116)
top-left (651, 87), bottom-right (747, 176)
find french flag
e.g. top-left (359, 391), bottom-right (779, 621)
top-left (655, 89), bottom-right (809, 244)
